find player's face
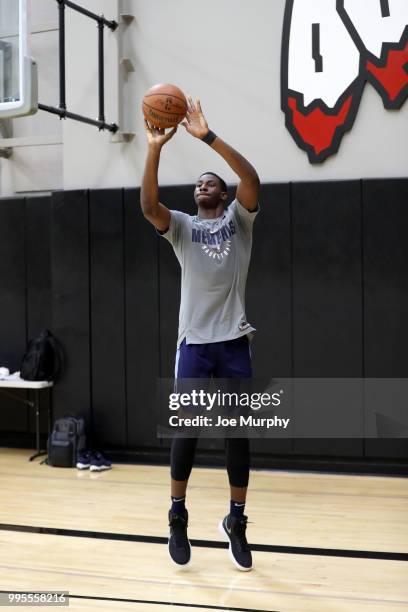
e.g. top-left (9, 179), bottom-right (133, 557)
top-left (194, 174), bottom-right (226, 209)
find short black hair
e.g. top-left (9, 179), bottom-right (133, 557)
top-left (198, 172), bottom-right (227, 193)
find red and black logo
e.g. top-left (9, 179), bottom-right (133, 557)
top-left (281, 0), bottom-right (408, 163)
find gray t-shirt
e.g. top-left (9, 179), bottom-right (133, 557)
top-left (160, 198), bottom-right (259, 347)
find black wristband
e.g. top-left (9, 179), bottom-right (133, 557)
top-left (201, 130), bottom-right (217, 145)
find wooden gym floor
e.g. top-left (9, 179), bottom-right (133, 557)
top-left (0, 447), bottom-right (407, 611)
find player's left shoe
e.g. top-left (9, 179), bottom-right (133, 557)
top-left (219, 514), bottom-right (252, 571)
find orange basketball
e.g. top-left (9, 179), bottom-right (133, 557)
top-left (142, 83), bottom-right (187, 129)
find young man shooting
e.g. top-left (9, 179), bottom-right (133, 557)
top-left (141, 97), bottom-right (260, 571)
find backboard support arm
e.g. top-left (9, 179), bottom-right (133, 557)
top-left (38, 0), bottom-right (119, 133)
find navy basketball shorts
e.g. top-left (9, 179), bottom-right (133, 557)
top-left (170, 335), bottom-right (251, 488)
top-left (175, 335), bottom-right (252, 379)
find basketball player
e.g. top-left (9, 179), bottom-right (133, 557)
top-left (141, 97), bottom-right (260, 571)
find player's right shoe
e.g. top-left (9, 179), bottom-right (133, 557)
top-left (219, 514), bottom-right (252, 571)
top-left (168, 509), bottom-right (191, 567)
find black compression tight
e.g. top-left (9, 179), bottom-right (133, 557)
top-left (170, 437), bottom-right (250, 488)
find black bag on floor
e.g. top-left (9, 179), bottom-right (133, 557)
top-left (47, 416), bottom-right (86, 467)
top-left (21, 329), bottom-right (64, 382)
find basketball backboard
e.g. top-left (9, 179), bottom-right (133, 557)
top-left (0, 0), bottom-right (37, 118)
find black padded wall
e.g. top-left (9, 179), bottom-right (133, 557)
top-left (1, 178), bottom-right (407, 466)
top-left (51, 190), bottom-right (91, 428)
top-left (26, 196), bottom-right (52, 339)
top-left (292, 181), bottom-right (363, 377)
top-left (247, 183), bottom-right (292, 455)
top-left (0, 197), bottom-right (27, 370)
top-left (291, 180), bottom-right (363, 457)
top-left (363, 178), bottom-right (408, 375)
top-left (363, 178), bottom-right (408, 458)
top-left (124, 188), bottom-right (160, 448)
top-left (0, 197), bottom-right (28, 434)
top-left (25, 195), bottom-right (53, 436)
top-left (248, 183), bottom-right (292, 379)
top-left (89, 189), bottom-right (127, 446)
top-left (0, 195), bottom-right (53, 438)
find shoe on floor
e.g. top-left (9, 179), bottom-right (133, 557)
top-left (76, 450), bottom-right (91, 469)
top-left (219, 514), bottom-right (252, 571)
top-left (90, 451), bottom-right (112, 472)
top-left (168, 509), bottom-right (191, 567)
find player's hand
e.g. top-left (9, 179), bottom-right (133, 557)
top-left (144, 120), bottom-right (177, 149)
top-left (181, 97), bottom-right (209, 139)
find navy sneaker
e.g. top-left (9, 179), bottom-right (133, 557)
top-left (219, 514), bottom-right (252, 571)
top-left (90, 451), bottom-right (112, 472)
top-left (168, 509), bottom-right (191, 567)
top-left (76, 450), bottom-right (91, 470)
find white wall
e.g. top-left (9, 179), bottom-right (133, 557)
top-left (1, 0), bottom-right (407, 196)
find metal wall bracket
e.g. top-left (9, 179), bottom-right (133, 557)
top-left (120, 58), bottom-right (135, 73)
top-left (120, 14), bottom-right (135, 25)
top-left (38, 0), bottom-right (119, 133)
top-left (0, 119), bottom-right (13, 158)
top-left (110, 3), bottom-right (135, 144)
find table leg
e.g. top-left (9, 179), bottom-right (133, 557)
top-left (29, 389), bottom-right (46, 462)
top-left (48, 387), bottom-right (53, 434)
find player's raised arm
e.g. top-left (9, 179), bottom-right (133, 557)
top-left (181, 98), bottom-right (260, 211)
top-left (140, 120), bottom-right (177, 232)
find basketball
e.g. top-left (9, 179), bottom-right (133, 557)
top-left (142, 83), bottom-right (187, 129)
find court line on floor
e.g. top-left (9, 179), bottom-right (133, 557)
top-left (1, 567), bottom-right (408, 609)
top-left (69, 594), bottom-right (277, 612)
top-left (0, 523), bottom-right (407, 561)
top-left (0, 591), bottom-right (275, 612)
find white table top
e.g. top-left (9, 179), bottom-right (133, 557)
top-left (0, 379), bottom-right (53, 389)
